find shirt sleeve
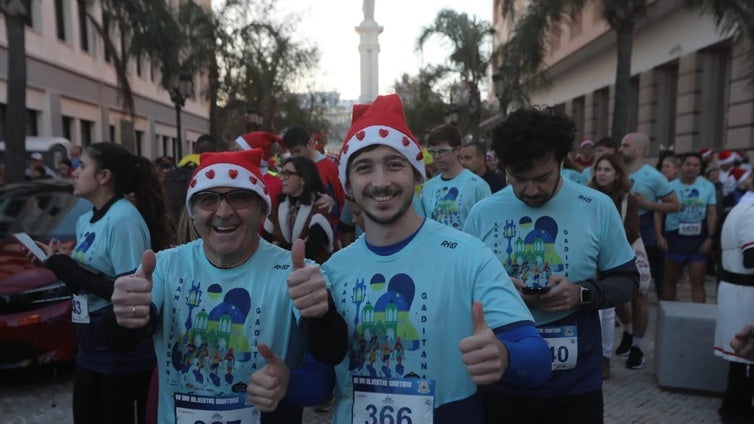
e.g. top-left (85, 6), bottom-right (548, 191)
top-left (108, 217), bottom-right (150, 276)
top-left (496, 325), bottom-right (551, 388)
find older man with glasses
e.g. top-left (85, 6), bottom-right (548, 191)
top-left (419, 124), bottom-right (492, 230)
top-left (109, 148), bottom-right (347, 424)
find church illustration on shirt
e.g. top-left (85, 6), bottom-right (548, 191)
top-left (496, 216), bottom-right (565, 287)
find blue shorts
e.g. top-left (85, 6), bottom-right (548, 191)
top-left (665, 230), bottom-right (707, 264)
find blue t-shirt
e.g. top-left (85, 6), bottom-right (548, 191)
top-left (322, 219), bottom-right (533, 423)
top-left (421, 169), bottom-right (491, 229)
top-left (561, 168), bottom-right (585, 184)
top-left (150, 239), bottom-right (307, 424)
top-left (665, 176), bottom-right (717, 231)
top-left (630, 164), bottom-right (674, 244)
top-left (464, 180), bottom-right (635, 396)
top-left (580, 166), bottom-right (593, 185)
top-left (71, 198), bottom-right (153, 374)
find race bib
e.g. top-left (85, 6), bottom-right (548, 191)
top-left (678, 221), bottom-right (702, 236)
top-left (352, 376), bottom-right (435, 424)
top-left (174, 392), bottom-right (259, 424)
top-left (71, 294), bottom-right (90, 324)
top-left (538, 325), bottom-right (578, 370)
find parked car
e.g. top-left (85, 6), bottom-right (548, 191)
top-left (0, 180), bottom-right (91, 368)
top-left (0, 136), bottom-right (73, 170)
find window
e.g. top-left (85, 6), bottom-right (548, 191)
top-left (26, 110), bottom-right (38, 135)
top-left (571, 96), bottom-right (585, 143)
top-left (699, 44), bottom-right (731, 150)
top-left (109, 125), bottom-right (115, 143)
top-left (62, 116), bottom-right (73, 142)
top-left (135, 130), bottom-right (144, 156)
top-left (54, 0), bottom-right (66, 41)
top-left (80, 120), bottom-right (94, 146)
top-left (78, 1), bottom-right (89, 52)
top-left (654, 61), bottom-right (679, 155)
top-left (593, 87), bottom-right (610, 138)
top-left (23, 0), bottom-right (33, 28)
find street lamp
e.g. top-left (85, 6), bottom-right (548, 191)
top-left (169, 70), bottom-right (193, 157)
top-left (444, 104), bottom-right (460, 125)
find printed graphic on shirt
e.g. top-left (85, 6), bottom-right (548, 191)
top-left (428, 187), bottom-right (462, 227)
top-left (339, 273), bottom-right (425, 379)
top-left (489, 216), bottom-right (567, 287)
top-left (72, 231), bottom-right (96, 262)
top-left (165, 280), bottom-right (258, 393)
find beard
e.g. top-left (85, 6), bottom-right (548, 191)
top-left (360, 186), bottom-right (414, 225)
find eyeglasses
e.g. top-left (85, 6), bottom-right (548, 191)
top-left (280, 169), bottom-right (300, 179)
top-left (427, 147), bottom-right (456, 157)
top-left (192, 190), bottom-right (257, 211)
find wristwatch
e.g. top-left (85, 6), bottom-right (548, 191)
top-left (579, 286), bottom-right (593, 305)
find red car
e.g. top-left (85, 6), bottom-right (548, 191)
top-left (0, 180), bottom-right (90, 368)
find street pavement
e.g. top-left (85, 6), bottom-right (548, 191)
top-left (1, 276), bottom-right (724, 423)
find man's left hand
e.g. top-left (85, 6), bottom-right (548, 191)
top-left (247, 343), bottom-right (290, 412)
top-left (458, 301), bottom-right (508, 385)
top-left (287, 239), bottom-right (329, 318)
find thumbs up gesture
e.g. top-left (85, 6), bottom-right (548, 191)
top-left (458, 301), bottom-right (509, 385)
top-left (247, 343), bottom-right (290, 412)
top-left (111, 250), bottom-right (156, 328)
top-left (287, 239), bottom-right (329, 318)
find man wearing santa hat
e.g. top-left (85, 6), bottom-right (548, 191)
top-left (108, 148), bottom-right (347, 423)
top-left (718, 150), bottom-right (740, 197)
top-left (298, 94), bottom-right (550, 423)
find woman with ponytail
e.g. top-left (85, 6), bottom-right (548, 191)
top-left (21, 142), bottom-right (173, 423)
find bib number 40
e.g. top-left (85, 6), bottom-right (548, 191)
top-left (364, 405), bottom-right (413, 424)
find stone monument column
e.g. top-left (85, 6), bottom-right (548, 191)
top-left (356, 0), bottom-right (383, 103)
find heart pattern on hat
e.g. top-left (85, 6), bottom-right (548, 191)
top-left (229, 169), bottom-right (238, 179)
top-left (205, 169), bottom-right (215, 179)
top-left (379, 128), bottom-right (389, 138)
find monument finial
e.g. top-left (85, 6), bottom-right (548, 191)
top-left (363, 0), bottom-right (374, 21)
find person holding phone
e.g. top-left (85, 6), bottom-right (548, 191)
top-left (21, 142), bottom-right (174, 424)
top-left (464, 107), bottom-right (639, 423)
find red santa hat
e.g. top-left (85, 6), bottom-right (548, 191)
top-left (234, 131), bottom-right (282, 160)
top-left (699, 148), bottom-right (712, 159)
top-left (580, 137), bottom-right (594, 148)
top-left (730, 167), bottom-right (751, 184)
top-left (185, 149), bottom-right (271, 217)
top-left (337, 94), bottom-right (424, 185)
top-left (717, 150), bottom-right (740, 166)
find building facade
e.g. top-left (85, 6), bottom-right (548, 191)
top-left (0, 0), bottom-right (211, 161)
top-left (492, 0), bottom-right (754, 157)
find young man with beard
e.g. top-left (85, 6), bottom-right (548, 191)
top-left (464, 107), bottom-right (639, 423)
top-left (299, 94), bottom-right (550, 424)
top-left (420, 124), bottom-right (491, 229)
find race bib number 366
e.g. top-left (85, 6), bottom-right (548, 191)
top-left (352, 376), bottom-right (435, 424)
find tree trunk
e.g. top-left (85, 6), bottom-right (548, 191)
top-left (4, 6), bottom-right (27, 184)
top-left (611, 23), bottom-right (634, 142)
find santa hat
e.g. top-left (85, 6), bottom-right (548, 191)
top-left (699, 148), bottom-right (712, 159)
top-left (185, 149), bottom-right (271, 217)
top-left (717, 150), bottom-right (740, 166)
top-left (730, 167), bottom-right (751, 184)
top-left (234, 131), bottom-right (282, 160)
top-left (580, 138), bottom-right (593, 148)
top-left (337, 94), bottom-right (424, 185)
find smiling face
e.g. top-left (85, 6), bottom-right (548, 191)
top-left (190, 187), bottom-right (265, 268)
top-left (347, 145), bottom-right (418, 228)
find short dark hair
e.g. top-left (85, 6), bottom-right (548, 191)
top-left (680, 152), bottom-right (702, 165)
top-left (282, 125), bottom-right (311, 149)
top-left (427, 124), bottom-right (462, 148)
top-left (195, 134), bottom-right (219, 154)
top-left (491, 106), bottom-right (576, 172)
top-left (462, 141), bottom-right (486, 157)
top-left (595, 136), bottom-right (616, 150)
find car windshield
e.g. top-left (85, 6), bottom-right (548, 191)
top-left (0, 187), bottom-right (91, 242)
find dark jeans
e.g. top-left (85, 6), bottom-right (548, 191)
top-left (720, 362), bottom-right (754, 423)
top-left (483, 388), bottom-right (604, 424)
top-left (73, 367), bottom-right (152, 424)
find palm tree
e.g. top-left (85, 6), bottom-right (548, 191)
top-left (416, 9), bottom-right (494, 142)
top-left (1, 0), bottom-right (27, 183)
top-left (497, 0), bottom-right (754, 142)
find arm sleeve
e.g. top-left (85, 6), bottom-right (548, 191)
top-left (579, 261), bottom-right (639, 310)
top-left (298, 295), bottom-right (348, 365)
top-left (305, 224), bottom-right (330, 260)
top-left (493, 324), bottom-right (551, 389)
top-left (44, 254), bottom-right (115, 300)
top-left (285, 352), bottom-right (336, 406)
top-left (102, 303), bottom-right (158, 352)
